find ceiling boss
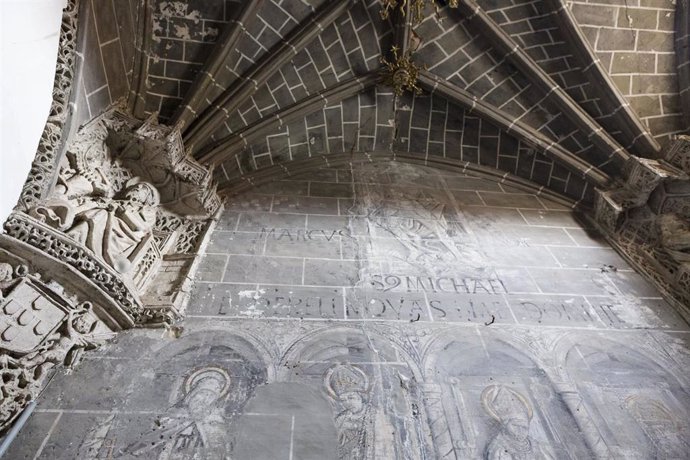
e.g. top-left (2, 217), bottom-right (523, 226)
top-left (379, 0), bottom-right (459, 95)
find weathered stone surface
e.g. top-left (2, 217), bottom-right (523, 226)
top-left (8, 162), bottom-right (689, 459)
top-left (594, 138), bottom-right (690, 319)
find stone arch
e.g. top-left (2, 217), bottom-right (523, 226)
top-left (76, 328), bottom-right (274, 458)
top-left (551, 331), bottom-right (688, 390)
top-left (132, 328), bottom-right (270, 411)
top-left (420, 327), bottom-right (541, 381)
top-left (277, 324), bottom-right (424, 381)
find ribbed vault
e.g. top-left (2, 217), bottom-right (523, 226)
top-left (126, 0), bottom-right (689, 206)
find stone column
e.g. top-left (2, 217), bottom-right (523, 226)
top-left (551, 380), bottom-right (612, 459)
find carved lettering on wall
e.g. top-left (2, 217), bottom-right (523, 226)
top-left (369, 274), bottom-right (507, 294)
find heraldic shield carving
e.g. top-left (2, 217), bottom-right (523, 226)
top-left (0, 259), bottom-right (111, 433)
top-left (0, 279), bottom-right (69, 355)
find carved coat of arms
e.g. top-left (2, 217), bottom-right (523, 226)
top-left (0, 278), bottom-right (69, 355)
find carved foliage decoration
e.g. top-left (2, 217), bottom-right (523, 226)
top-left (16, 0), bottom-right (80, 210)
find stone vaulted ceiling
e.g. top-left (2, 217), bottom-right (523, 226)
top-left (2, 0), bottom-right (690, 439)
top-left (90, 0), bottom-right (688, 207)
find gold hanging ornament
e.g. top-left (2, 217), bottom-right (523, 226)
top-left (380, 46), bottom-right (427, 96)
top-left (380, 0), bottom-right (459, 25)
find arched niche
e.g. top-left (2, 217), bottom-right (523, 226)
top-left (270, 325), bottom-right (429, 460)
top-left (420, 330), bottom-right (589, 459)
top-left (561, 336), bottom-right (690, 458)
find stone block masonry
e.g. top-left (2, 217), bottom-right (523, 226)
top-left (9, 161), bottom-right (689, 459)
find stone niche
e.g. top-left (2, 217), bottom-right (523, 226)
top-left (0, 107), bottom-right (220, 431)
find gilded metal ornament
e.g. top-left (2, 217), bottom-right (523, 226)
top-left (380, 46), bottom-right (426, 96)
top-left (379, 0), bottom-right (458, 25)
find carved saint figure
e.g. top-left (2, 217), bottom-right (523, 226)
top-left (30, 180), bottom-right (159, 274)
top-left (0, 263), bottom-right (20, 298)
top-left (481, 385), bottom-right (553, 460)
top-left (356, 183), bottom-right (485, 275)
top-left (624, 395), bottom-right (690, 457)
top-left (325, 364), bottom-right (372, 460)
top-left (126, 367), bottom-right (232, 459)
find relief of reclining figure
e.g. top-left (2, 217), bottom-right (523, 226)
top-left (28, 170), bottom-right (160, 275)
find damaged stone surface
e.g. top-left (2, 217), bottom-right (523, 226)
top-left (595, 135), bottom-right (690, 319)
top-left (0, 251), bottom-right (113, 431)
top-left (8, 162), bottom-right (689, 459)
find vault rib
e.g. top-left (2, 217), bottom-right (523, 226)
top-left (170, 0), bottom-right (264, 132)
top-left (184, 0), bottom-right (357, 155)
top-left (392, 0), bottom-right (415, 56)
top-left (418, 71), bottom-right (611, 188)
top-left (455, 0), bottom-right (630, 171)
top-left (128, 0), bottom-right (154, 118)
top-left (197, 72), bottom-right (378, 166)
top-left (676, 0), bottom-right (690, 127)
top-left (541, 0), bottom-right (661, 157)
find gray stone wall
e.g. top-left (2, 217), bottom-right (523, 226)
top-left (571, 0), bottom-right (685, 146)
top-left (74, 0), bottom-right (139, 126)
top-left (8, 162), bottom-right (689, 459)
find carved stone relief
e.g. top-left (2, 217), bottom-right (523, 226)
top-left (278, 327), bottom-right (427, 459)
top-left (124, 366), bottom-right (235, 458)
top-left (564, 338), bottom-right (690, 458)
top-left (481, 385), bottom-right (554, 460)
top-left (4, 108), bottom-right (220, 328)
top-left (16, 0), bottom-right (79, 210)
top-left (4, 156), bottom-right (690, 459)
top-left (0, 107), bottom-right (220, 432)
top-left (594, 137), bottom-right (690, 319)
top-left (325, 364), bottom-right (373, 460)
top-left (418, 332), bottom-right (582, 459)
top-left (0, 257), bottom-right (111, 431)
